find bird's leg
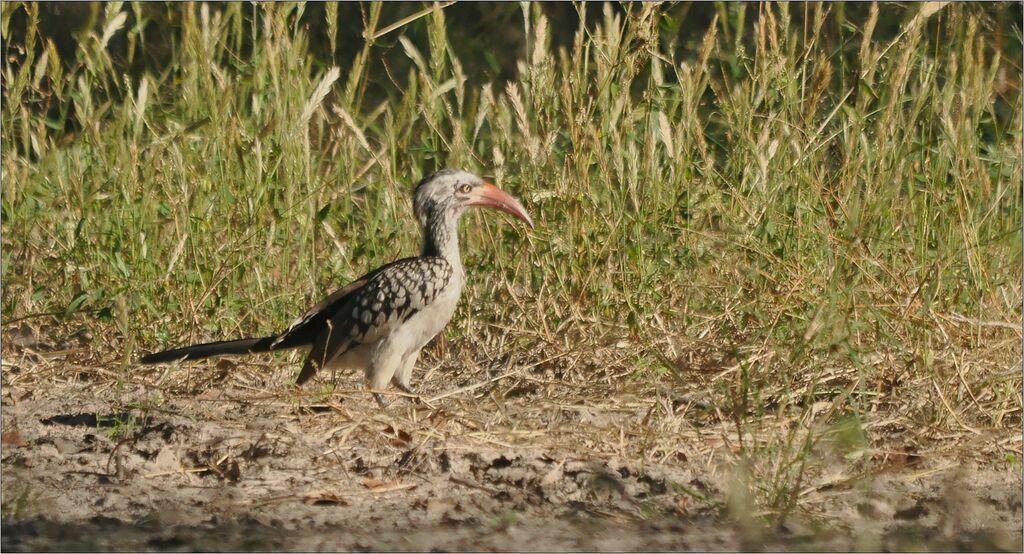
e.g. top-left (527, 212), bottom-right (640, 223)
top-left (391, 352), bottom-right (424, 404)
top-left (368, 353), bottom-right (401, 409)
top-left (392, 381), bottom-right (438, 409)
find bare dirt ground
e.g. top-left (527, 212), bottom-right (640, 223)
top-left (1, 327), bottom-right (1021, 552)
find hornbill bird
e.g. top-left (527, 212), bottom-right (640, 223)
top-left (140, 169), bottom-right (533, 406)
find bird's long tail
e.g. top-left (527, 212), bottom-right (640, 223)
top-left (139, 336), bottom-right (280, 364)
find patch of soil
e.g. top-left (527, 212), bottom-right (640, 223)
top-left (1, 378), bottom-right (1021, 552)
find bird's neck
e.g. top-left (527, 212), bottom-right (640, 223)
top-left (421, 211), bottom-right (463, 272)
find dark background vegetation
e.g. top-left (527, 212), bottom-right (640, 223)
top-left (5, 2), bottom-right (1022, 138)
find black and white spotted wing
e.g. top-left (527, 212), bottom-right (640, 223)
top-left (269, 268), bottom-right (383, 351)
top-left (295, 256), bottom-right (453, 384)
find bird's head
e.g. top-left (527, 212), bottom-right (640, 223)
top-left (413, 169), bottom-right (534, 230)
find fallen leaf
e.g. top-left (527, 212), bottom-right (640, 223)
top-left (675, 495), bottom-right (690, 515)
top-left (2, 431), bottom-right (26, 447)
top-left (361, 477), bottom-right (413, 493)
top-left (362, 477), bottom-right (389, 489)
top-left (304, 491), bottom-right (348, 505)
top-left (425, 497), bottom-right (457, 519)
top-left (380, 425), bottom-right (412, 447)
top-left (872, 449), bottom-right (923, 468)
top-left (6, 387), bottom-right (32, 402)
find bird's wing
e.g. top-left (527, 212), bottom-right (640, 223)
top-left (297, 256), bottom-right (454, 383)
top-left (271, 257), bottom-right (418, 350)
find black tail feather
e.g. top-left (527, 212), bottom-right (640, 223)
top-left (139, 336), bottom-right (280, 364)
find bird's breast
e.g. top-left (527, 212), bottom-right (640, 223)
top-left (396, 276), bottom-right (464, 355)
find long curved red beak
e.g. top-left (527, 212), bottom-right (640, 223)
top-left (469, 182), bottom-right (534, 229)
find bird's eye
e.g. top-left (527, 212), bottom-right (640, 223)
top-left (457, 183), bottom-right (473, 194)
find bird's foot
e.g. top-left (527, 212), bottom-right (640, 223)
top-left (394, 383), bottom-right (437, 409)
top-left (378, 391), bottom-right (405, 407)
top-left (374, 392), bottom-right (393, 409)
